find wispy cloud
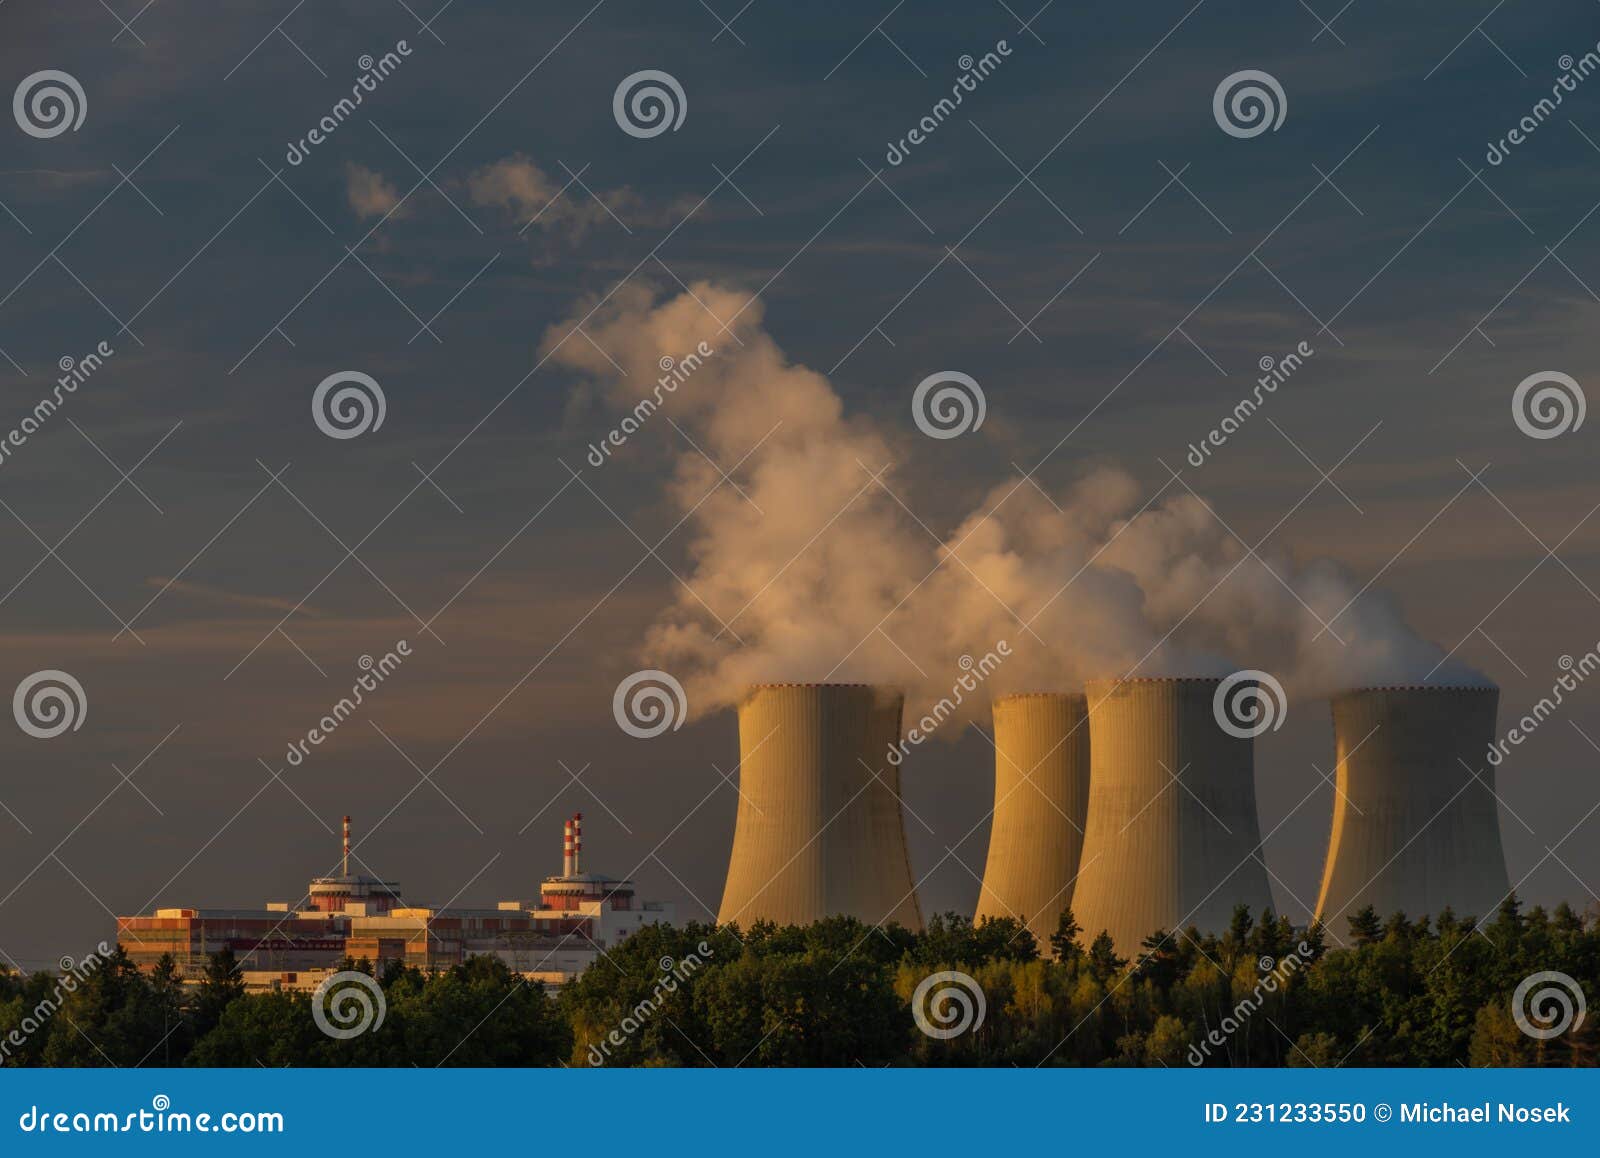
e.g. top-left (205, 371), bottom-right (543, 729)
top-left (146, 578), bottom-right (326, 618)
top-left (345, 162), bottom-right (406, 220)
top-left (466, 152), bottom-right (706, 241)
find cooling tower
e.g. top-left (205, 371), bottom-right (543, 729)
top-left (974, 693), bottom-right (1090, 948)
top-left (716, 684), bottom-right (923, 930)
top-left (1314, 686), bottom-right (1509, 928)
top-left (1070, 678), bottom-right (1274, 957)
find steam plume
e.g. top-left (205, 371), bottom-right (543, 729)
top-left (544, 283), bottom-right (1485, 727)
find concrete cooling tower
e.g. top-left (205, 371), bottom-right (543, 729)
top-left (716, 684), bottom-right (923, 930)
top-left (974, 693), bottom-right (1090, 948)
top-left (1070, 678), bottom-right (1274, 957)
top-left (1314, 686), bottom-right (1510, 928)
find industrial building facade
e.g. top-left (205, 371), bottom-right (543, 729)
top-left (116, 814), bottom-right (674, 988)
top-left (115, 679), bottom-right (1524, 982)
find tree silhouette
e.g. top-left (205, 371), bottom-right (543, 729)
top-left (5, 891), bottom-right (1593, 1067)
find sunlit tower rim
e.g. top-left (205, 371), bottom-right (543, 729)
top-left (1070, 676), bottom-right (1274, 957)
top-left (975, 692), bottom-right (1090, 949)
top-left (716, 683), bottom-right (923, 930)
top-left (744, 681), bottom-right (876, 688)
top-left (1314, 685), bottom-right (1510, 931)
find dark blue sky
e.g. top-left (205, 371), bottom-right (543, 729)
top-left (2, 1), bottom-right (1600, 966)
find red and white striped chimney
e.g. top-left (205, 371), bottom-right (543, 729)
top-left (563, 817), bottom-right (575, 877)
top-left (573, 812), bottom-right (583, 875)
top-left (342, 814), bottom-right (351, 877)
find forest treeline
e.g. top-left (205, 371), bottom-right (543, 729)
top-left (2, 896), bottom-right (1595, 1067)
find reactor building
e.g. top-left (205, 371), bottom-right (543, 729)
top-left (974, 692), bottom-right (1090, 948)
top-left (1069, 677), bottom-right (1274, 957)
top-left (716, 683), bottom-right (924, 930)
top-left (1314, 685), bottom-right (1510, 929)
top-left (117, 813), bottom-right (674, 987)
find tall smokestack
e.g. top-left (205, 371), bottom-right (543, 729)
top-left (1315, 686), bottom-right (1509, 929)
top-left (975, 692), bottom-right (1090, 949)
top-left (342, 814), bottom-right (351, 878)
top-left (717, 684), bottom-right (923, 930)
top-left (573, 812), bottom-right (583, 875)
top-left (1070, 678), bottom-right (1274, 957)
top-left (563, 817), bottom-right (574, 878)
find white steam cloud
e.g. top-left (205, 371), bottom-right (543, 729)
top-left (544, 282), bottom-right (1485, 725)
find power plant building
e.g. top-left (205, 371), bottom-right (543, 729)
top-left (107, 680), bottom-right (1522, 992)
top-left (1314, 686), bottom-right (1510, 929)
top-left (1069, 677), bottom-right (1274, 957)
top-left (717, 683), bottom-right (923, 930)
top-left (975, 692), bottom-right (1090, 947)
top-left (116, 814), bottom-right (674, 988)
